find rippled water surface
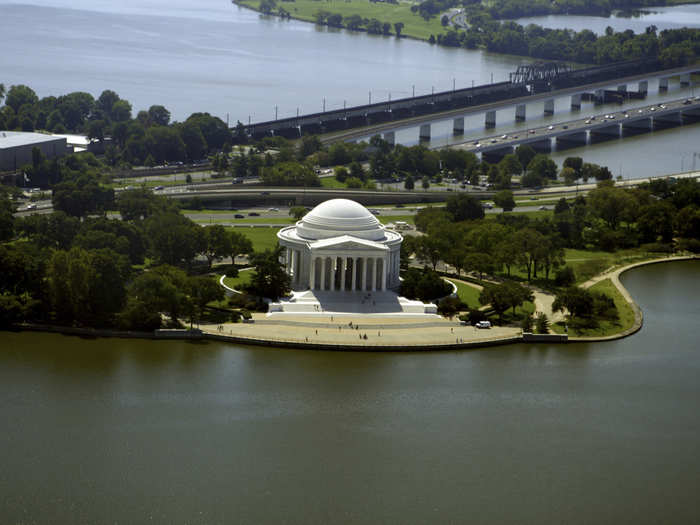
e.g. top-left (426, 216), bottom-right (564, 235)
top-left (1, 261), bottom-right (699, 523)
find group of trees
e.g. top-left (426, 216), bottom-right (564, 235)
top-left (406, 178), bottom-right (700, 292)
top-left (0, 85), bottom-right (233, 169)
top-left (314, 10), bottom-right (402, 36)
top-left (430, 17), bottom-right (699, 67)
top-left (0, 176), bottom-right (255, 329)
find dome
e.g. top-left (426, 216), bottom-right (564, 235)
top-left (296, 199), bottom-right (385, 241)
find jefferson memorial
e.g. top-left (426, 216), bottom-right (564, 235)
top-left (271, 198), bottom-right (436, 315)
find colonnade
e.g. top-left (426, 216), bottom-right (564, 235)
top-left (285, 248), bottom-right (401, 292)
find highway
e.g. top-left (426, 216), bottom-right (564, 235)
top-left (320, 64), bottom-right (700, 144)
top-left (455, 95), bottom-right (700, 156)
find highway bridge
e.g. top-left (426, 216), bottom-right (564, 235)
top-left (455, 96), bottom-right (700, 163)
top-left (239, 59), bottom-right (666, 141)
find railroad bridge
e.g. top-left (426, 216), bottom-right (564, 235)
top-left (237, 59), bottom-right (663, 141)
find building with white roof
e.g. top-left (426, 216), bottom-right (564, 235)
top-left (278, 199), bottom-right (402, 293)
top-left (0, 131), bottom-right (71, 171)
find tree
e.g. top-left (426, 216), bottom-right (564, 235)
top-left (111, 99), bottom-right (132, 122)
top-left (421, 176), bottom-right (430, 190)
top-left (563, 156), bottom-right (583, 176)
top-left (535, 312), bottom-right (549, 334)
top-left (394, 22), bottom-right (404, 37)
top-left (145, 212), bottom-right (203, 267)
top-left (515, 145), bottom-right (536, 170)
top-left (289, 206), bottom-right (307, 221)
top-left (446, 193), bottom-right (484, 221)
top-left (52, 175), bottom-right (115, 218)
top-left (201, 224), bottom-right (232, 268)
top-left (97, 89), bottom-right (120, 117)
top-left (479, 282), bottom-right (531, 320)
top-left (186, 275), bottom-right (224, 328)
top-left (145, 126), bottom-right (186, 163)
top-left (261, 162), bottom-right (319, 187)
top-left (553, 287), bottom-right (594, 319)
top-left (400, 267), bottom-right (451, 301)
top-left (0, 83), bottom-right (5, 103)
top-left (179, 121), bottom-right (208, 162)
top-left (493, 190), bottom-right (515, 212)
top-left (228, 230), bottom-right (253, 263)
top-left (248, 246), bottom-right (290, 300)
top-left (561, 166), bottom-right (577, 185)
top-left (527, 154), bottom-right (558, 181)
top-left (498, 153), bottom-right (522, 177)
top-left (404, 175), bottom-right (415, 190)
top-left (5, 85), bottom-right (38, 113)
top-left (148, 105), bottom-right (171, 126)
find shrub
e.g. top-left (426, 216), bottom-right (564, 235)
top-left (554, 266), bottom-right (576, 287)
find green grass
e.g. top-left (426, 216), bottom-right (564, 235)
top-left (450, 279), bottom-right (482, 309)
top-left (236, 0), bottom-right (447, 41)
top-left (228, 227), bottom-right (282, 252)
top-left (223, 268), bottom-right (256, 291)
top-left (552, 278), bottom-right (635, 337)
top-left (191, 216), bottom-right (295, 225)
top-left (319, 177), bottom-right (348, 189)
top-left (377, 215), bottom-right (416, 225)
top-left (563, 247), bottom-right (653, 284)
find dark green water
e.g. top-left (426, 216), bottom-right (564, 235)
top-left (1, 261), bottom-right (699, 524)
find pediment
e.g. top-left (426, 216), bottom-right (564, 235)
top-left (310, 235), bottom-right (388, 252)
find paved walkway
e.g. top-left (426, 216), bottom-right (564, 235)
top-left (201, 314), bottom-right (521, 349)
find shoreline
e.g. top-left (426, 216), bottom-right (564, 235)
top-left (8, 255), bottom-right (697, 351)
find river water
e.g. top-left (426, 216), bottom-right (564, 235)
top-left (511, 4), bottom-right (700, 35)
top-left (1, 260), bottom-right (699, 523)
top-left (1, 0), bottom-right (699, 177)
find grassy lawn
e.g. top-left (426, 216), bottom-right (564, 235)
top-left (377, 215), bottom-right (416, 225)
top-left (228, 227), bottom-right (282, 252)
top-left (320, 177), bottom-right (348, 189)
top-left (563, 247), bottom-right (654, 284)
top-left (237, 0), bottom-right (446, 41)
top-left (222, 268), bottom-right (256, 291)
top-left (449, 279), bottom-right (482, 309)
top-left (191, 216), bottom-right (295, 225)
top-left (552, 278), bottom-right (635, 337)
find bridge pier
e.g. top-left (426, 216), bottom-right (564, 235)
top-left (515, 104), bottom-right (526, 121)
top-left (544, 99), bottom-right (554, 115)
top-left (590, 124), bottom-right (620, 142)
top-left (485, 110), bottom-right (496, 128)
top-left (653, 111), bottom-right (683, 129)
top-left (419, 123), bottom-right (431, 141)
top-left (621, 117), bottom-right (652, 136)
top-left (453, 117), bottom-right (464, 135)
top-left (617, 84), bottom-right (627, 92)
top-left (555, 132), bottom-right (587, 150)
top-left (594, 89), bottom-right (605, 103)
top-left (383, 131), bottom-right (395, 146)
top-left (659, 77), bottom-right (669, 90)
top-left (570, 93), bottom-right (582, 110)
top-left (638, 80), bottom-right (648, 94)
top-left (680, 73), bottom-right (691, 86)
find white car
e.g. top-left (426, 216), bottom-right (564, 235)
top-left (475, 320), bottom-right (491, 329)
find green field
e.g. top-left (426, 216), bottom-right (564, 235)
top-left (223, 268), bottom-right (256, 290)
top-left (450, 279), bottom-right (482, 309)
top-left (236, 0), bottom-right (446, 41)
top-left (229, 227), bottom-right (282, 252)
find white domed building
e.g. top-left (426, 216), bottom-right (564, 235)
top-left (278, 199), bottom-right (401, 292)
top-left (272, 198), bottom-right (436, 315)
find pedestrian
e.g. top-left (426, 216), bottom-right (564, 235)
top-left (315, 329), bottom-right (318, 335)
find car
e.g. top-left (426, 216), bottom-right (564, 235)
top-left (623, 113), bottom-right (629, 118)
top-left (562, 125), bottom-right (568, 129)
top-left (446, 188), bottom-right (454, 191)
top-left (154, 185), bottom-right (164, 191)
top-left (650, 107), bottom-right (656, 111)
top-left (490, 139), bottom-right (497, 143)
top-left (659, 104), bottom-right (666, 109)
top-left (501, 134), bottom-right (508, 139)
top-left (683, 99), bottom-right (693, 105)
top-left (528, 129), bottom-right (536, 134)
top-left (268, 207), bottom-right (279, 212)
top-left (474, 143), bottom-right (481, 148)
top-left (475, 320), bottom-right (491, 329)
top-left (473, 141), bottom-right (480, 145)
top-left (26, 203), bottom-right (36, 210)
top-left (261, 191), bottom-right (270, 195)
top-left (482, 202), bottom-right (493, 209)
top-left (248, 212), bottom-right (260, 216)
top-left (512, 135), bottom-right (519, 139)
top-left (638, 109), bottom-right (644, 113)
top-left (585, 119), bottom-right (591, 124)
top-left (548, 125), bottom-right (554, 130)
top-left (232, 178), bottom-right (243, 184)
top-left (538, 205), bottom-right (548, 210)
top-left (608, 114), bottom-right (616, 119)
top-left (589, 116), bottom-right (596, 121)
top-left (234, 214), bottom-right (244, 219)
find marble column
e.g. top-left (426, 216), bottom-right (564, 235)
top-left (382, 257), bottom-right (387, 291)
top-left (320, 257), bottom-right (326, 291)
top-left (362, 257), bottom-right (368, 291)
top-left (340, 257), bottom-right (346, 291)
top-left (372, 258), bottom-right (378, 292)
top-left (351, 257), bottom-right (357, 291)
top-left (310, 256), bottom-right (316, 290)
top-left (330, 257), bottom-right (335, 291)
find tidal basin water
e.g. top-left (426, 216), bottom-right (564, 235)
top-left (1, 260), bottom-right (699, 523)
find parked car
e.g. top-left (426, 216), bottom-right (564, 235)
top-left (248, 212), bottom-right (260, 216)
top-left (475, 320), bottom-right (491, 329)
top-left (234, 214), bottom-right (244, 219)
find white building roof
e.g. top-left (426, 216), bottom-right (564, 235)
top-left (296, 198), bottom-right (386, 241)
top-left (310, 235), bottom-right (389, 252)
top-left (0, 131), bottom-right (65, 150)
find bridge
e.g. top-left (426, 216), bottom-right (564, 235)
top-left (455, 96), bottom-right (700, 163)
top-left (238, 59), bottom-right (665, 141)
